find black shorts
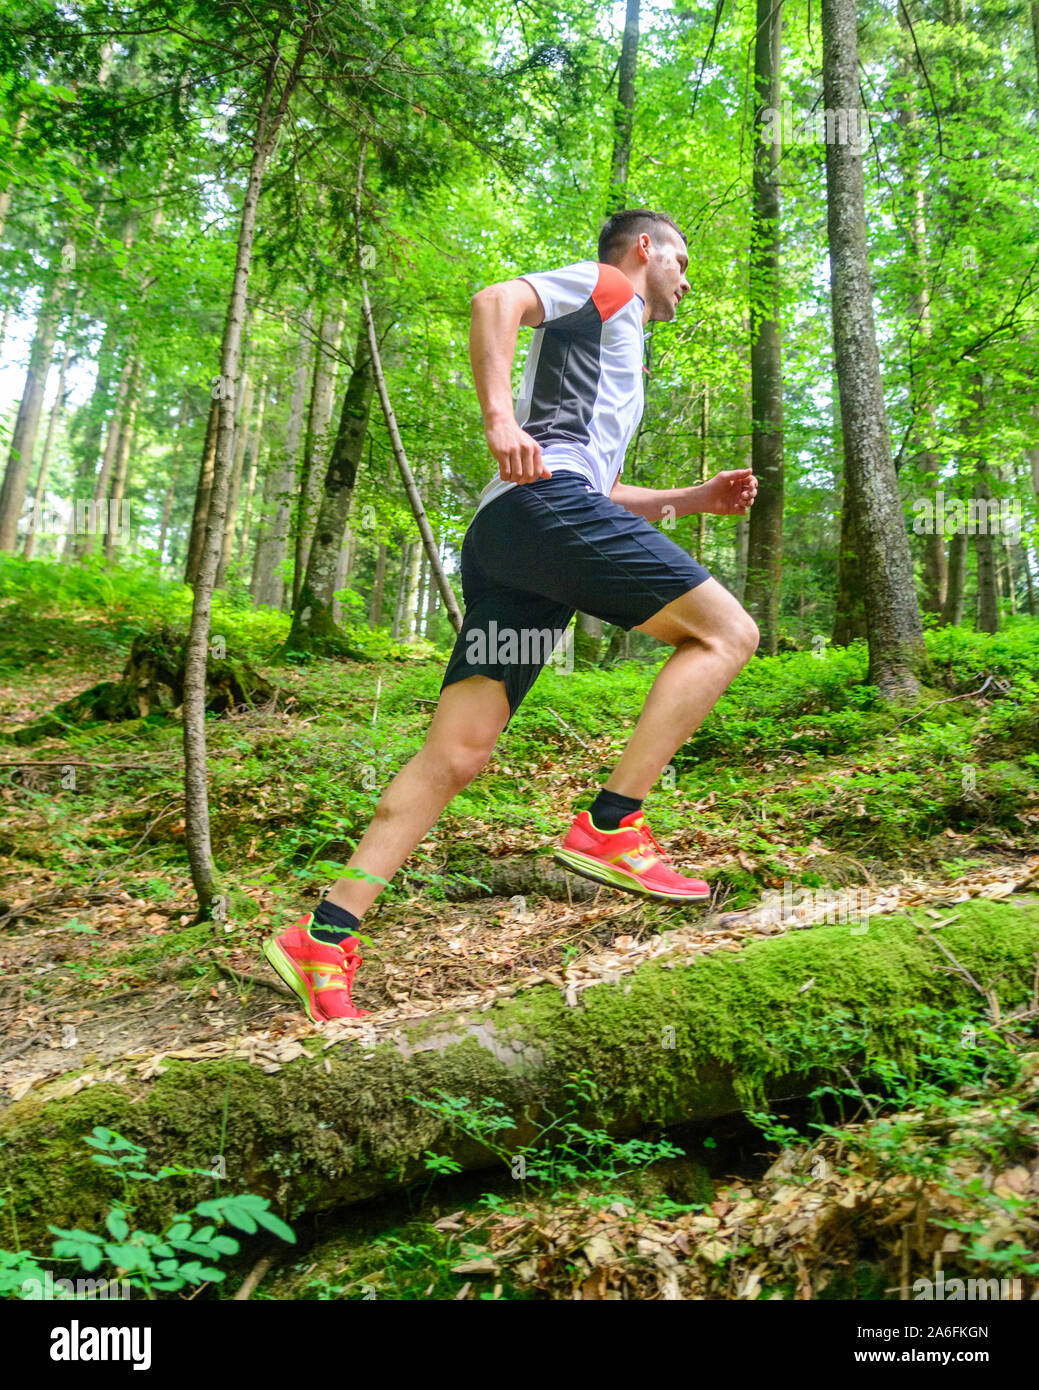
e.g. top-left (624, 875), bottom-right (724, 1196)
top-left (440, 472), bottom-right (712, 719)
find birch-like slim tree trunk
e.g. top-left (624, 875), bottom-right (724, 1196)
top-left (355, 149), bottom-right (462, 633)
top-left (183, 30), bottom-right (313, 914)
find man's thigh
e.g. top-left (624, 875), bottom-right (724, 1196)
top-left (634, 576), bottom-right (757, 649)
top-left (427, 674), bottom-right (511, 753)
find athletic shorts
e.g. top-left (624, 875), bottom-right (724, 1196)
top-left (440, 472), bottom-right (712, 719)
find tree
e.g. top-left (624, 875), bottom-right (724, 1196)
top-left (743, 0), bottom-right (784, 655)
top-left (821, 0), bottom-right (925, 699)
top-left (183, 23), bottom-right (316, 915)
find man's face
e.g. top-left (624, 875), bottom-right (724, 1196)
top-left (643, 229), bottom-right (690, 322)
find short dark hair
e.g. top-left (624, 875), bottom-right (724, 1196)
top-left (597, 209), bottom-right (686, 265)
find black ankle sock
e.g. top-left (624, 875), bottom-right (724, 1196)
top-left (310, 898), bottom-right (362, 945)
top-left (589, 788), bottom-right (643, 831)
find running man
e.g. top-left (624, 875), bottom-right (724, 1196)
top-left (263, 208), bottom-right (759, 1022)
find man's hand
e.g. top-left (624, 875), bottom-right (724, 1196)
top-left (698, 468), bottom-right (757, 516)
top-left (485, 417), bottom-right (552, 484)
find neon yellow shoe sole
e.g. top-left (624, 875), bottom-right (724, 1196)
top-left (262, 936), bottom-right (324, 1024)
top-left (553, 847), bottom-right (711, 903)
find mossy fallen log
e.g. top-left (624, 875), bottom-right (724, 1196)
top-left (10, 626), bottom-right (275, 744)
top-left (1, 898), bottom-right (1037, 1253)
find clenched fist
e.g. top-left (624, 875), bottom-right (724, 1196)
top-left (485, 417), bottom-right (552, 484)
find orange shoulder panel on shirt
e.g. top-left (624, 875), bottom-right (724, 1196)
top-left (591, 263), bottom-right (635, 321)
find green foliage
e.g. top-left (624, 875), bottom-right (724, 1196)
top-left (1, 1127), bottom-right (295, 1300)
top-left (749, 1006), bottom-right (1039, 1282)
top-left (411, 1068), bottom-right (683, 1198)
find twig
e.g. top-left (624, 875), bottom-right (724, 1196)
top-left (886, 675), bottom-right (995, 733)
top-left (545, 706), bottom-right (591, 751)
top-left (215, 961), bottom-right (293, 998)
top-left (0, 760), bottom-right (163, 769)
top-left (917, 924), bottom-right (988, 1003)
top-left (233, 1254), bottom-right (276, 1300)
top-left (839, 1063), bottom-right (877, 1121)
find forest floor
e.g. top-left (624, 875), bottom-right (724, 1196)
top-left (2, 557), bottom-right (1039, 1299)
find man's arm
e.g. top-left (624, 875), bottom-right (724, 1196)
top-left (610, 470), bottom-right (757, 521)
top-left (470, 279), bottom-right (551, 484)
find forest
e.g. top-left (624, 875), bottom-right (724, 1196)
top-left (0, 0), bottom-right (1038, 1332)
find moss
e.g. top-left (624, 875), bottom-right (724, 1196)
top-left (2, 896), bottom-right (1037, 1254)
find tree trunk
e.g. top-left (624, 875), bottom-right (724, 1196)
top-left (183, 31), bottom-right (311, 916)
top-left (294, 302), bottom-right (346, 606)
top-left (607, 0), bottom-right (641, 204)
top-left (942, 522), bottom-right (967, 627)
top-left (896, 6), bottom-right (945, 616)
top-left (576, 0), bottom-right (642, 655)
top-left (253, 311), bottom-right (313, 607)
top-left (184, 397), bottom-right (220, 586)
top-left (369, 542), bottom-right (387, 625)
top-left (391, 543), bottom-right (409, 640)
top-left (402, 526), bottom-right (422, 638)
top-left (287, 321), bottom-right (374, 651)
top-left (103, 357), bottom-right (142, 562)
top-left (76, 350), bottom-right (135, 559)
top-left (822, 0), bottom-right (925, 698)
top-left (215, 370), bottom-right (253, 585)
top-left (831, 494), bottom-right (868, 645)
top-left (416, 543), bottom-right (429, 636)
top-left (331, 527), bottom-right (352, 625)
top-left (22, 345), bottom-right (72, 560)
top-left (355, 155), bottom-right (462, 634)
top-left (157, 396), bottom-right (189, 565)
top-left (744, 0), bottom-right (784, 655)
top-left (0, 251), bottom-right (67, 550)
top-left (425, 537), bottom-right (440, 632)
top-left (65, 317), bottom-right (117, 554)
top-left (3, 900), bottom-right (1034, 1246)
top-left (235, 377), bottom-right (268, 567)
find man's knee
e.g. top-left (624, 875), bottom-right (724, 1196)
top-left (438, 738), bottom-right (497, 790)
top-left (733, 612), bottom-right (760, 663)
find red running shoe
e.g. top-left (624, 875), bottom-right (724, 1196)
top-left (554, 810), bottom-right (711, 903)
top-left (262, 913), bottom-right (369, 1022)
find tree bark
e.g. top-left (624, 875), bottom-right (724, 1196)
top-left (235, 377), bottom-right (268, 568)
top-left (391, 542), bottom-right (409, 640)
top-left (822, 0), bottom-right (925, 699)
top-left (294, 302), bottom-right (346, 606)
top-left (896, 5), bottom-right (945, 617)
top-left (831, 494), bottom-right (868, 645)
top-left (157, 396), bottom-right (189, 565)
top-left (607, 0), bottom-right (641, 203)
top-left (287, 320), bottom-right (374, 650)
top-left (369, 542), bottom-right (387, 625)
top-left (103, 356), bottom-right (142, 562)
top-left (215, 370), bottom-right (255, 586)
top-left (355, 153), bottom-right (462, 634)
top-left (3, 901), bottom-right (1035, 1244)
top-left (744, 0), bottom-right (784, 655)
top-left (184, 397), bottom-right (220, 586)
top-left (22, 345), bottom-right (73, 560)
top-left (942, 521), bottom-right (967, 627)
top-left (253, 311), bottom-right (313, 607)
top-left (971, 389), bottom-right (999, 634)
top-left (183, 30), bottom-right (311, 915)
top-left (0, 248), bottom-right (67, 550)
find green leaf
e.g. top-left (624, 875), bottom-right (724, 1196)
top-left (253, 1209), bottom-right (296, 1244)
top-left (106, 1210), bottom-right (129, 1242)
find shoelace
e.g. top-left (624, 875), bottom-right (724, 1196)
top-left (631, 816), bottom-right (675, 867)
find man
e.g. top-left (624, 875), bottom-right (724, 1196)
top-left (263, 209), bottom-right (759, 1022)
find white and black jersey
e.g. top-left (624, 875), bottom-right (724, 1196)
top-left (475, 260), bottom-right (647, 514)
